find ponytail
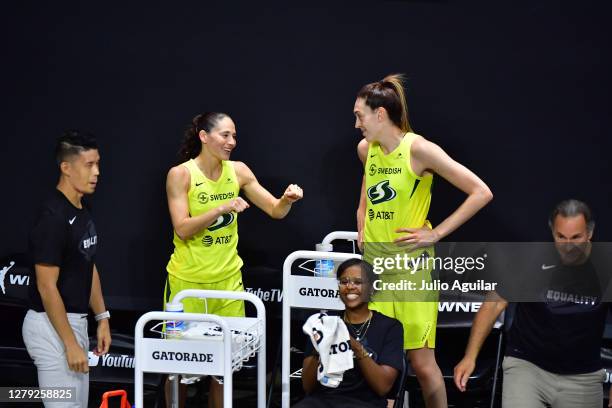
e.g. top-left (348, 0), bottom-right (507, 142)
top-left (382, 74), bottom-right (411, 133)
top-left (357, 73), bottom-right (412, 133)
top-left (177, 112), bottom-right (228, 162)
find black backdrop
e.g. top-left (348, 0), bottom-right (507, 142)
top-left (2, 1), bottom-right (611, 310)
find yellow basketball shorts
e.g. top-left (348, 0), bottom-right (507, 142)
top-left (164, 272), bottom-right (245, 317)
top-left (369, 269), bottom-right (438, 350)
top-left (370, 300), bottom-right (438, 350)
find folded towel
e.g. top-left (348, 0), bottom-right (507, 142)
top-left (303, 312), bottom-right (354, 388)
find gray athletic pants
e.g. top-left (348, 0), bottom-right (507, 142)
top-left (502, 356), bottom-right (605, 408)
top-left (22, 309), bottom-right (89, 407)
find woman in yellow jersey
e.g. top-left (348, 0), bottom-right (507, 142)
top-left (354, 75), bottom-right (492, 408)
top-left (165, 112), bottom-right (303, 408)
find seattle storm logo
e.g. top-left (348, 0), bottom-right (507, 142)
top-left (367, 180), bottom-right (396, 205)
top-left (208, 213), bottom-right (235, 232)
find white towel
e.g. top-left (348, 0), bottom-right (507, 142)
top-left (180, 322), bottom-right (257, 374)
top-left (326, 319), bottom-right (354, 375)
top-left (303, 313), bottom-right (354, 388)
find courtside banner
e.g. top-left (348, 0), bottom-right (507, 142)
top-left (139, 338), bottom-right (224, 376)
top-left (0, 253), bottom-right (31, 306)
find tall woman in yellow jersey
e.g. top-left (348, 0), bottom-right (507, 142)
top-left (165, 112), bottom-right (303, 408)
top-left (354, 75), bottom-right (492, 408)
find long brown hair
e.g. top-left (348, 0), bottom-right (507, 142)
top-left (357, 74), bottom-right (412, 133)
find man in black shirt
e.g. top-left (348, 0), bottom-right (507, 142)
top-left (453, 199), bottom-right (609, 408)
top-left (22, 130), bottom-right (111, 407)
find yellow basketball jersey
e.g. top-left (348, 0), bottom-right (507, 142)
top-left (166, 159), bottom-right (243, 283)
top-left (363, 133), bottom-right (433, 243)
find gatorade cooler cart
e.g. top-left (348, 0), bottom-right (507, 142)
top-left (134, 290), bottom-right (266, 408)
top-left (281, 242), bottom-right (361, 408)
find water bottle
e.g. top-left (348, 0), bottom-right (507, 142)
top-left (315, 243), bottom-right (335, 278)
top-left (165, 302), bottom-right (185, 339)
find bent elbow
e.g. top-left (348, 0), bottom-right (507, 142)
top-left (373, 375), bottom-right (397, 398)
top-left (302, 383), bottom-right (315, 395)
top-left (485, 187), bottom-right (494, 202)
top-left (480, 186), bottom-right (493, 205)
top-left (269, 206), bottom-right (288, 220)
top-left (174, 228), bottom-right (192, 241)
top-left (496, 299), bottom-right (509, 313)
top-left (376, 383), bottom-right (393, 397)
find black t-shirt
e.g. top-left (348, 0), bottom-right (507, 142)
top-left (501, 250), bottom-right (610, 374)
top-left (28, 190), bottom-right (97, 314)
top-left (304, 311), bottom-right (404, 407)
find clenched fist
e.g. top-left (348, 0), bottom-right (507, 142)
top-left (222, 197), bottom-right (250, 214)
top-left (282, 184), bottom-right (303, 203)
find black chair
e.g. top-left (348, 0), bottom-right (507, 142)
top-left (389, 354), bottom-right (408, 408)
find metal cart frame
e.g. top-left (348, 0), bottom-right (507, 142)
top-left (134, 289), bottom-right (266, 408)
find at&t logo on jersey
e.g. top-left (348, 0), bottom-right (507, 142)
top-left (367, 180), bottom-right (397, 205)
top-left (202, 236), bottom-right (214, 247)
top-left (202, 234), bottom-right (232, 247)
top-left (369, 210), bottom-right (395, 221)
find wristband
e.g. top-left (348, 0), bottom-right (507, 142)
top-left (94, 311), bottom-right (110, 321)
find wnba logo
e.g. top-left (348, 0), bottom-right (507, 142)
top-left (368, 209), bottom-right (375, 221)
top-left (202, 235), bottom-right (213, 247)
